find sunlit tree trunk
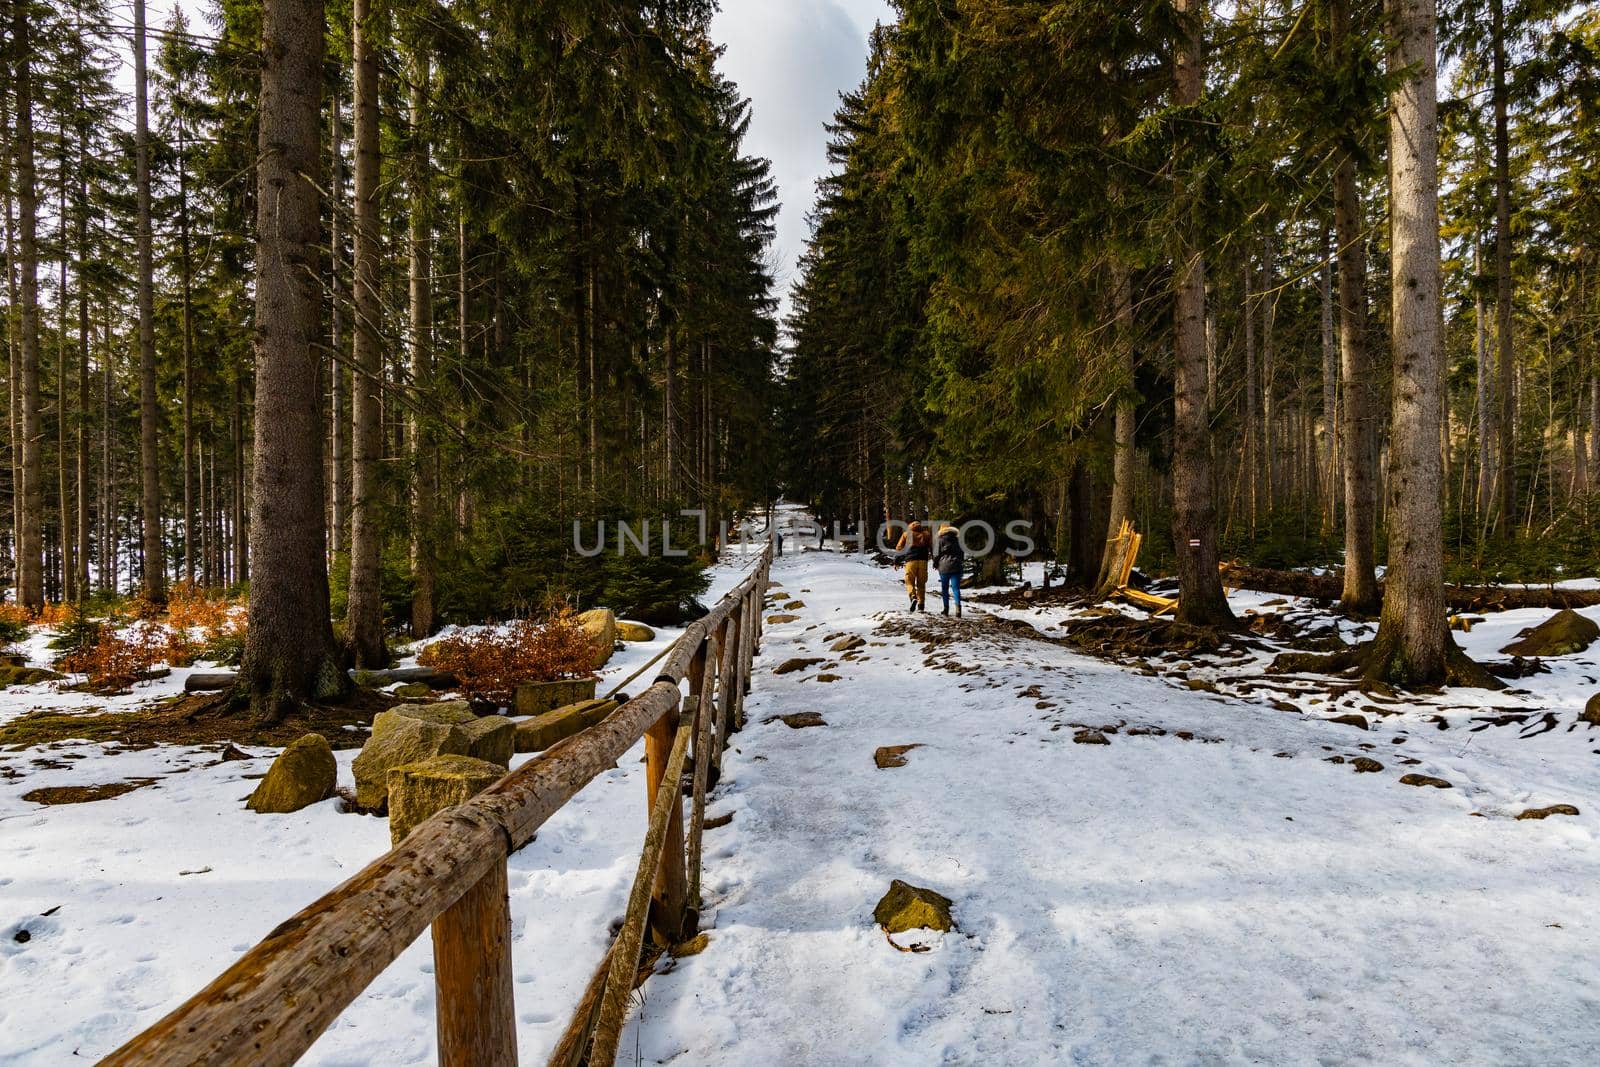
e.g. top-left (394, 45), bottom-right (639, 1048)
top-left (240, 0), bottom-right (346, 722)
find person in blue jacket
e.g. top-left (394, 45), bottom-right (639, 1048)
top-left (932, 523), bottom-right (965, 616)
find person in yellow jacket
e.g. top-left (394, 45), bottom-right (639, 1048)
top-left (892, 520), bottom-right (933, 611)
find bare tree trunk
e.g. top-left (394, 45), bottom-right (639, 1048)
top-left (1172, 0), bottom-right (1233, 628)
top-left (346, 0), bottom-right (387, 666)
top-left (13, 3), bottom-right (42, 610)
top-left (1096, 259), bottom-right (1136, 592)
top-left (179, 111), bottom-right (196, 586)
top-left (1261, 222), bottom-right (1278, 513)
top-left (1243, 252), bottom-right (1260, 531)
top-left (1330, 0), bottom-right (1379, 613)
top-left (329, 90), bottom-right (349, 556)
top-left (57, 129), bottom-right (73, 604)
top-left (75, 115), bottom-right (89, 601)
top-left (1370, 0), bottom-right (1449, 684)
top-left (1492, 0), bottom-right (1515, 530)
top-left (1320, 223), bottom-right (1339, 533)
top-left (134, 0), bottom-right (165, 604)
top-left (240, 0), bottom-right (345, 722)
top-left (1475, 241), bottom-right (1493, 514)
top-left (408, 48), bottom-right (437, 637)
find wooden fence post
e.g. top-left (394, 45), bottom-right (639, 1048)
top-left (389, 758), bottom-right (518, 1067)
top-left (645, 693), bottom-right (689, 945)
top-left (686, 634), bottom-right (721, 910)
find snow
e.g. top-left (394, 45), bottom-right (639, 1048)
top-left (4, 521), bottom-right (1600, 1063)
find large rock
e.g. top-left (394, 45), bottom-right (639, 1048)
top-left (515, 698), bottom-right (617, 752)
top-left (1500, 609), bottom-right (1600, 657)
top-left (246, 734), bottom-right (337, 813)
top-left (577, 608), bottom-right (618, 669)
top-left (616, 620), bottom-right (656, 643)
top-left (514, 677), bottom-right (599, 716)
top-left (460, 716), bottom-right (515, 767)
top-left (371, 701), bottom-right (476, 741)
top-left (353, 716), bottom-right (471, 811)
top-left (874, 880), bottom-right (955, 934)
top-left (388, 755), bottom-right (503, 843)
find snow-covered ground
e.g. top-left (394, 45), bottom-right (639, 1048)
top-left (4, 524), bottom-right (1599, 1063)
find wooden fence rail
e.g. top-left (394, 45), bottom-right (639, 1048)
top-left (103, 543), bottom-right (774, 1067)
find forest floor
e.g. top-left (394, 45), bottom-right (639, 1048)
top-left (3, 517), bottom-right (1600, 1063)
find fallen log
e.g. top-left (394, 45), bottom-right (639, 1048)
top-left (183, 666), bottom-right (460, 695)
top-left (1220, 565), bottom-right (1600, 614)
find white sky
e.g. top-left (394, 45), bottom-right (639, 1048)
top-left (709, 0), bottom-right (894, 319)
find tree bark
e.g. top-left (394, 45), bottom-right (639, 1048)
top-left (1492, 0), bottom-right (1515, 530)
top-left (1096, 259), bottom-right (1136, 591)
top-left (1171, 0), bottom-right (1234, 628)
top-left (1370, 0), bottom-right (1449, 684)
top-left (1319, 222), bottom-right (1338, 532)
top-left (1331, 0), bottom-right (1380, 613)
top-left (408, 48), bottom-right (437, 637)
top-left (329, 90), bottom-right (349, 556)
top-left (179, 109), bottom-right (196, 586)
top-left (240, 0), bottom-right (345, 722)
top-left (346, 0), bottom-right (388, 667)
top-left (134, 0), bottom-right (165, 604)
top-left (13, 3), bottom-right (43, 610)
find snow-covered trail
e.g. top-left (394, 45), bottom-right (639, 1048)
top-left (624, 547), bottom-right (1600, 1065)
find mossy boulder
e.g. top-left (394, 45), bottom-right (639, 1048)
top-left (514, 677), bottom-right (598, 716)
top-left (246, 734), bottom-right (336, 814)
top-left (353, 716), bottom-right (472, 811)
top-left (515, 698), bottom-right (617, 752)
top-left (387, 754), bottom-right (503, 842)
top-left (1500, 609), bottom-right (1600, 658)
top-left (616, 620), bottom-right (656, 642)
top-left (391, 682), bottom-right (432, 699)
top-left (0, 664), bottom-right (62, 688)
top-left (371, 701), bottom-right (477, 740)
top-left (459, 716), bottom-right (515, 767)
top-left (577, 608), bottom-right (618, 669)
top-left (874, 879), bottom-right (955, 934)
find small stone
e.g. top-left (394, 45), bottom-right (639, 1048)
top-left (874, 744), bottom-right (923, 769)
top-left (814, 673), bottom-right (842, 683)
top-left (874, 879), bottom-right (955, 934)
top-left (391, 682), bottom-right (432, 699)
top-left (1182, 678), bottom-right (1219, 693)
top-left (784, 600), bottom-right (806, 610)
top-left (766, 614), bottom-right (800, 624)
top-left (703, 811), bottom-right (734, 829)
top-left (1323, 755), bottom-right (1346, 764)
top-left (774, 657), bottom-right (825, 675)
top-left (246, 734), bottom-right (337, 814)
top-left (765, 712), bottom-right (826, 729)
top-left (1515, 804), bottom-right (1580, 821)
top-left (1399, 773), bottom-right (1452, 789)
top-left (1329, 714), bottom-right (1369, 730)
top-left (1073, 729), bottom-right (1110, 745)
top-left (1351, 757), bottom-right (1383, 773)
top-left (1581, 693), bottom-right (1600, 726)
top-left (830, 635), bottom-right (866, 653)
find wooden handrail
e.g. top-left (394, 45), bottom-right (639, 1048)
top-left (104, 544), bottom-right (773, 1066)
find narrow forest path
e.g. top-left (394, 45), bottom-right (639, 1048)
top-left (621, 536), bottom-right (1600, 1064)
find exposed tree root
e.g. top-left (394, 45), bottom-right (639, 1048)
top-left (1268, 640), bottom-right (1505, 693)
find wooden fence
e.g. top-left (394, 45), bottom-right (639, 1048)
top-left (104, 543), bottom-right (774, 1066)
